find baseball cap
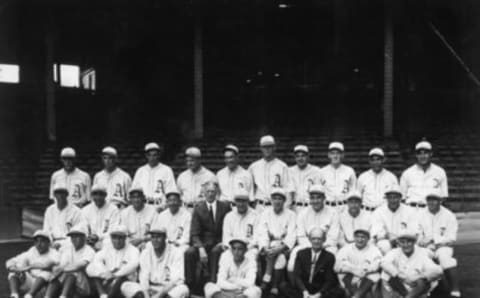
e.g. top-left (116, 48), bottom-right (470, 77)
top-left (91, 184), bottom-right (107, 195)
top-left (223, 144), bottom-right (239, 155)
top-left (328, 142), bottom-right (344, 152)
top-left (368, 147), bottom-right (385, 157)
top-left (415, 141), bottom-right (432, 151)
top-left (33, 230), bottom-right (51, 242)
top-left (233, 188), bottom-right (250, 201)
top-left (102, 146), bottom-right (117, 156)
top-left (53, 183), bottom-right (69, 194)
top-left (353, 228), bottom-right (370, 237)
top-left (185, 147), bottom-right (201, 158)
top-left (148, 225), bottom-right (167, 235)
top-left (144, 142), bottom-right (160, 152)
top-left (229, 238), bottom-right (248, 247)
top-left (165, 189), bottom-right (181, 199)
top-left (260, 135), bottom-right (275, 147)
top-left (293, 145), bottom-right (309, 154)
top-left (384, 184), bottom-right (402, 197)
top-left (270, 187), bottom-right (286, 199)
top-left (110, 225), bottom-right (128, 237)
top-left (67, 224), bottom-right (88, 237)
top-left (346, 191), bottom-right (362, 201)
top-left (129, 187), bottom-right (144, 196)
top-left (309, 184), bottom-right (325, 195)
top-left (60, 147), bottom-right (76, 158)
top-left (397, 228), bottom-right (418, 241)
top-left (426, 189), bottom-right (443, 200)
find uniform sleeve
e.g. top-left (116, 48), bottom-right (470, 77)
top-left (132, 168), bottom-right (142, 189)
top-left (84, 174), bottom-right (92, 203)
top-left (325, 211), bottom-right (340, 248)
top-left (357, 174), bottom-right (366, 196)
top-left (434, 212), bottom-right (458, 245)
top-left (115, 247), bottom-right (140, 277)
top-left (284, 212), bottom-right (297, 250)
top-left (399, 171), bottom-right (408, 199)
top-left (381, 250), bottom-right (399, 277)
top-left (441, 169), bottom-right (449, 197)
top-left (421, 253), bottom-right (443, 281)
top-left (124, 174), bottom-right (133, 203)
top-left (190, 208), bottom-right (203, 247)
top-left (222, 213), bottom-right (233, 246)
top-left (6, 250), bottom-right (30, 269)
top-left (348, 168), bottom-right (357, 193)
top-left (217, 257), bottom-right (238, 290)
top-left (257, 213), bottom-right (270, 250)
top-left (43, 208), bottom-right (52, 235)
top-left (178, 211), bottom-right (192, 246)
top-left (296, 211), bottom-right (308, 246)
top-left (138, 249), bottom-right (150, 289)
top-left (236, 258), bottom-right (257, 288)
top-left (246, 171), bottom-right (255, 201)
top-left (49, 173), bottom-right (56, 200)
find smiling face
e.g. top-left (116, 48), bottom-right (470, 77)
top-left (398, 237), bottom-right (415, 255)
top-left (328, 150), bottom-right (343, 166)
top-left (309, 192), bottom-right (325, 212)
top-left (369, 155), bottom-right (384, 172)
top-left (354, 232), bottom-right (369, 249)
top-left (294, 151), bottom-right (309, 169)
top-left (416, 150), bottom-right (432, 166)
top-left (146, 150), bottom-right (160, 167)
top-left (386, 193), bottom-right (402, 211)
top-left (224, 150), bottom-right (238, 170)
top-left (102, 154), bottom-right (116, 171)
top-left (347, 198), bottom-right (362, 215)
top-left (111, 234), bottom-right (126, 250)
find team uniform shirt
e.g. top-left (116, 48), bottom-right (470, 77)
top-left (82, 202), bottom-right (120, 242)
top-left (417, 206), bottom-right (458, 246)
top-left (177, 166), bottom-right (216, 204)
top-left (371, 204), bottom-right (418, 241)
top-left (49, 168), bottom-right (91, 206)
top-left (87, 243), bottom-right (139, 279)
top-left (400, 163), bottom-right (448, 204)
top-left (338, 209), bottom-right (373, 246)
top-left (257, 207), bottom-right (296, 250)
top-left (152, 208), bottom-right (191, 247)
top-left (248, 158), bottom-right (290, 202)
top-left (43, 203), bottom-right (84, 242)
top-left (357, 169), bottom-right (399, 209)
top-left (93, 168), bottom-right (132, 205)
top-left (138, 243), bottom-right (185, 288)
top-left (120, 205), bottom-right (157, 240)
top-left (289, 164), bottom-right (322, 204)
top-left (217, 166), bottom-right (254, 202)
top-left (59, 243), bottom-right (95, 269)
top-left (132, 163), bottom-right (176, 206)
top-left (222, 208), bottom-right (259, 248)
top-left (335, 243), bottom-right (383, 282)
top-left (6, 246), bottom-right (60, 281)
top-left (217, 252), bottom-right (257, 290)
top-left (320, 164), bottom-right (357, 204)
top-left (296, 206), bottom-right (339, 248)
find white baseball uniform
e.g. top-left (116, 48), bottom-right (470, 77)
top-left (217, 166), bottom-right (254, 202)
top-left (119, 205), bottom-right (157, 242)
top-left (288, 164), bottom-right (322, 206)
top-left (320, 164), bottom-right (357, 206)
top-left (121, 243), bottom-right (189, 298)
top-left (132, 163), bottom-right (176, 206)
top-left (248, 158), bottom-right (290, 203)
top-left (43, 203), bottom-right (84, 246)
top-left (81, 202), bottom-right (120, 249)
top-left (177, 166), bottom-right (216, 205)
top-left (400, 163), bottom-right (448, 204)
top-left (93, 167), bottom-right (132, 206)
top-left (357, 169), bottom-right (399, 209)
top-left (49, 168), bottom-right (91, 206)
top-left (338, 209), bottom-right (373, 247)
top-left (335, 243), bottom-right (383, 284)
top-left (86, 243), bottom-right (139, 281)
top-left (151, 207), bottom-right (191, 253)
top-left (417, 206), bottom-right (458, 269)
top-left (57, 243), bottom-right (96, 295)
top-left (222, 208), bottom-right (259, 260)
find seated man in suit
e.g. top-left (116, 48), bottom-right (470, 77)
top-left (185, 180), bottom-right (232, 294)
top-left (280, 227), bottom-right (344, 298)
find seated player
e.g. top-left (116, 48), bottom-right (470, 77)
top-left (43, 183), bottom-right (84, 250)
top-left (120, 187), bottom-right (157, 250)
top-left (45, 224), bottom-right (95, 298)
top-left (82, 184), bottom-right (120, 250)
top-left (205, 238), bottom-right (261, 298)
top-left (279, 227), bottom-right (343, 298)
top-left (152, 189), bottom-right (192, 254)
top-left (6, 230), bottom-right (59, 298)
top-left (418, 190), bottom-right (461, 297)
top-left (86, 225), bottom-right (140, 298)
top-left (121, 225), bottom-right (189, 298)
top-left (381, 229), bottom-right (443, 298)
top-left (338, 191), bottom-right (372, 248)
top-left (335, 228), bottom-right (382, 298)
top-left (257, 188), bottom-right (296, 295)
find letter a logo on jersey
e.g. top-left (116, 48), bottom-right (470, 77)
top-left (113, 184), bottom-right (123, 197)
top-left (155, 180), bottom-right (165, 194)
top-left (272, 174), bottom-right (281, 187)
top-left (72, 184), bottom-right (81, 198)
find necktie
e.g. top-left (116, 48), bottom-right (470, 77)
top-left (209, 204), bottom-right (215, 223)
top-left (309, 253), bottom-right (318, 283)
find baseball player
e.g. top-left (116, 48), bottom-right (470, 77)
top-left (381, 229), bottom-right (443, 298)
top-left (151, 189), bottom-right (192, 254)
top-left (338, 191), bottom-right (373, 248)
top-left (119, 187), bottom-right (157, 250)
top-left (248, 135), bottom-right (291, 210)
top-left (400, 140), bottom-right (448, 210)
top-left (357, 147), bottom-right (399, 212)
top-left (43, 183), bottom-right (84, 250)
top-left (132, 142), bottom-right (176, 207)
top-left (371, 185), bottom-right (418, 255)
top-left (287, 184), bottom-right (339, 284)
top-left (221, 188), bottom-right (259, 261)
top-left (320, 142), bottom-right (357, 211)
top-left (49, 147), bottom-right (91, 207)
top-left (204, 238), bottom-right (261, 298)
top-left (93, 146), bottom-right (132, 208)
top-left (120, 226), bottom-right (189, 298)
top-left (217, 144), bottom-right (254, 203)
top-left (335, 228), bottom-right (382, 298)
top-left (257, 188), bottom-right (296, 295)
top-left (418, 190), bottom-right (461, 298)
top-left (288, 145), bottom-right (322, 213)
top-left (6, 230), bottom-right (59, 298)
top-left (81, 184), bottom-right (120, 250)
top-left (86, 224), bottom-right (140, 298)
top-left (177, 147), bottom-right (216, 208)
top-left (45, 224), bottom-right (95, 298)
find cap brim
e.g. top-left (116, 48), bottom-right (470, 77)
top-left (229, 239), bottom-right (247, 247)
top-left (67, 231), bottom-right (86, 237)
top-left (110, 232), bottom-right (127, 237)
top-left (33, 234), bottom-right (51, 241)
top-left (148, 230), bottom-right (167, 235)
top-left (234, 196), bottom-right (249, 201)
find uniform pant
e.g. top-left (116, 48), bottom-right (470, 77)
top-left (8, 271), bottom-right (50, 295)
top-left (185, 244), bottom-right (224, 293)
top-left (204, 282), bottom-right (261, 298)
top-left (337, 273), bottom-right (379, 298)
top-left (121, 281), bottom-right (189, 298)
top-left (57, 271), bottom-right (91, 296)
top-left (381, 279), bottom-right (436, 298)
top-left (287, 244), bottom-right (337, 272)
top-left (279, 281), bottom-right (344, 298)
top-left (426, 246), bottom-right (457, 269)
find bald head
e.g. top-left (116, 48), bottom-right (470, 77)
top-left (309, 227), bottom-right (326, 252)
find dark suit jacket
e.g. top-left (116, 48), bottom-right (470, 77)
top-left (294, 248), bottom-right (340, 296)
top-left (190, 200), bottom-right (231, 248)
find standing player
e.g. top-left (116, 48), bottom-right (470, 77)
top-left (132, 142), bottom-right (176, 208)
top-left (248, 135), bottom-right (290, 210)
top-left (357, 148), bottom-right (399, 212)
top-left (338, 191), bottom-right (373, 248)
top-left (177, 147), bottom-right (216, 209)
top-left (320, 142), bottom-right (356, 211)
top-left (93, 146), bottom-right (132, 208)
top-left (49, 147), bottom-right (91, 207)
top-left (217, 144), bottom-right (254, 204)
top-left (288, 145), bottom-right (322, 213)
top-left (400, 140), bottom-right (448, 211)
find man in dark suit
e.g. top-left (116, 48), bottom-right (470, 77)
top-left (185, 180), bottom-right (232, 293)
top-left (280, 227), bottom-right (344, 298)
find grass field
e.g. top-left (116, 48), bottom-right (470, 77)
top-left (0, 241), bottom-right (478, 297)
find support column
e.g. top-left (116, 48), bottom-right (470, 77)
top-left (45, 14), bottom-right (56, 141)
top-left (193, 13), bottom-right (203, 139)
top-left (383, 0), bottom-right (394, 137)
